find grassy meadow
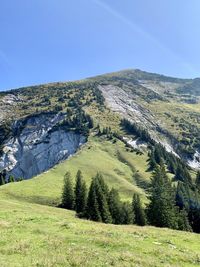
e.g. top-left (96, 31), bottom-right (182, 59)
top-left (0, 137), bottom-right (200, 267)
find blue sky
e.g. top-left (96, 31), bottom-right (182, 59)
top-left (0, 0), bottom-right (200, 91)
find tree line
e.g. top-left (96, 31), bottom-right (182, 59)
top-left (61, 170), bottom-right (146, 226)
top-left (0, 170), bottom-right (23, 185)
top-left (61, 169), bottom-right (194, 232)
top-left (121, 118), bottom-right (200, 232)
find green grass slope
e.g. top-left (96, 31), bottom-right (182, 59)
top-left (0, 137), bottom-right (200, 267)
top-left (1, 137), bottom-right (150, 206)
top-left (0, 186), bottom-right (200, 267)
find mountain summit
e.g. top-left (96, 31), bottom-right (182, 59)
top-left (0, 69), bottom-right (199, 179)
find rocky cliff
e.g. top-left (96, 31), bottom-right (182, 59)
top-left (0, 68), bottom-right (200, 178)
top-left (0, 113), bottom-right (86, 179)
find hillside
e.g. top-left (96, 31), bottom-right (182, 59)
top-left (0, 69), bottom-right (199, 199)
top-left (0, 69), bottom-right (200, 266)
top-left (1, 69), bottom-right (200, 176)
top-left (0, 178), bottom-right (200, 267)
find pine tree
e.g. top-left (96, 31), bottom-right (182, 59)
top-left (94, 174), bottom-right (112, 223)
top-left (0, 172), bottom-right (5, 186)
top-left (108, 188), bottom-right (121, 224)
top-left (1, 170), bottom-right (6, 184)
top-left (85, 178), bottom-right (102, 222)
top-left (74, 170), bottom-right (87, 213)
top-left (195, 171), bottom-right (200, 190)
top-left (147, 165), bottom-right (178, 229)
top-left (85, 173), bottom-right (112, 223)
top-left (177, 209), bottom-right (192, 232)
top-left (132, 193), bottom-right (146, 226)
top-left (62, 171), bottom-right (74, 210)
top-left (167, 157), bottom-right (177, 174)
top-left (175, 164), bottom-right (192, 184)
top-left (176, 181), bottom-right (190, 209)
top-left (188, 208), bottom-right (200, 233)
top-left (148, 151), bottom-right (157, 170)
top-left (96, 173), bottom-right (109, 199)
top-left (154, 146), bottom-right (163, 165)
top-left (120, 202), bottom-right (134, 224)
top-left (8, 175), bottom-right (15, 183)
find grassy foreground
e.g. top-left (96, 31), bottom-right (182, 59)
top-left (0, 193), bottom-right (200, 267)
top-left (0, 138), bottom-right (200, 267)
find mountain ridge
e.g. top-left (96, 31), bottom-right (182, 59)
top-left (1, 68), bottom-right (200, 93)
top-left (0, 68), bottom-right (200, 180)
top-left (0, 69), bottom-right (200, 266)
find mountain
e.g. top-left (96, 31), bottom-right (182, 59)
top-left (0, 69), bottom-right (200, 266)
top-left (0, 69), bottom-right (199, 180)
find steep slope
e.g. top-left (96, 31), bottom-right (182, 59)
top-left (0, 69), bottom-right (200, 266)
top-left (90, 69), bottom-right (200, 168)
top-left (0, 112), bottom-right (85, 179)
top-left (0, 69), bottom-right (200, 180)
top-left (1, 137), bottom-right (150, 205)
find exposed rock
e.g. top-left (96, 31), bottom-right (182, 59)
top-left (99, 84), bottom-right (158, 128)
top-left (0, 113), bottom-right (86, 179)
top-left (188, 151), bottom-right (200, 170)
top-left (1, 94), bottom-right (22, 105)
top-left (123, 137), bottom-right (147, 152)
top-left (99, 84), bottom-right (178, 156)
top-left (0, 94), bottom-right (23, 123)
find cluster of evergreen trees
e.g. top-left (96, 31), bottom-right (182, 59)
top-left (50, 108), bottom-right (94, 137)
top-left (61, 171), bottom-right (146, 226)
top-left (147, 164), bottom-right (191, 231)
top-left (61, 169), bottom-right (196, 232)
top-left (121, 118), bottom-right (200, 232)
top-left (148, 147), bottom-right (200, 232)
top-left (0, 170), bottom-right (22, 186)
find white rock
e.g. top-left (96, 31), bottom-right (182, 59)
top-left (188, 151), bottom-right (200, 170)
top-left (0, 113), bottom-right (86, 179)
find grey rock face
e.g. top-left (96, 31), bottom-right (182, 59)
top-left (99, 84), bottom-right (176, 153)
top-left (0, 113), bottom-right (86, 179)
top-left (188, 151), bottom-right (200, 169)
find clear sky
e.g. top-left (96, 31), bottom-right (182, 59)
top-left (0, 0), bottom-right (200, 91)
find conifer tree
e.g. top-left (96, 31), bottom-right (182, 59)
top-left (0, 170), bottom-right (6, 185)
top-left (8, 175), bottom-right (15, 183)
top-left (74, 170), bottom-right (87, 213)
top-left (195, 171), bottom-right (200, 190)
top-left (188, 208), bottom-right (200, 233)
top-left (167, 157), bottom-right (176, 174)
top-left (177, 209), bottom-right (192, 232)
top-left (85, 178), bottom-right (102, 222)
top-left (175, 164), bottom-right (192, 184)
top-left (94, 174), bottom-right (112, 223)
top-left (120, 202), bottom-right (134, 224)
top-left (0, 172), bottom-right (5, 186)
top-left (148, 151), bottom-right (157, 170)
top-left (108, 188), bottom-right (121, 224)
top-left (154, 146), bottom-right (163, 165)
top-left (132, 193), bottom-right (146, 226)
top-left (85, 173), bottom-right (112, 223)
top-left (96, 173), bottom-right (109, 199)
top-left (147, 165), bottom-right (178, 229)
top-left (62, 171), bottom-right (74, 210)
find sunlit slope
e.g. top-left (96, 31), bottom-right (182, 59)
top-left (0, 137), bottom-right (150, 205)
top-left (0, 192), bottom-right (199, 267)
top-left (0, 135), bottom-right (199, 267)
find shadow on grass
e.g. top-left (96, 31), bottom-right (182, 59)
top-left (3, 190), bottom-right (60, 207)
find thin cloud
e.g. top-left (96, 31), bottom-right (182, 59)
top-left (92, 0), bottom-right (197, 75)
